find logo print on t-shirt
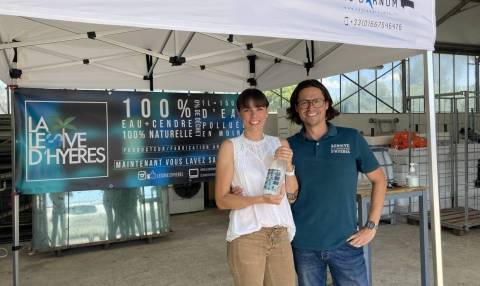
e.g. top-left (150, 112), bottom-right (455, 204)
top-left (330, 144), bottom-right (350, 154)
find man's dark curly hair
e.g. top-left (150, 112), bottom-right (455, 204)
top-left (287, 79), bottom-right (340, 125)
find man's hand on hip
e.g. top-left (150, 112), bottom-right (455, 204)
top-left (347, 227), bottom-right (377, 247)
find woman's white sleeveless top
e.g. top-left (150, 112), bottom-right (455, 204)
top-left (226, 134), bottom-right (295, 242)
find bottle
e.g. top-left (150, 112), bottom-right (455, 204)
top-left (263, 159), bottom-right (287, 195)
top-left (406, 163), bottom-right (419, 187)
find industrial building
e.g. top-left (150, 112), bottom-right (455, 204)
top-left (0, 0), bottom-right (479, 285)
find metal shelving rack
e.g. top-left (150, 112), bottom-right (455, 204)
top-left (406, 91), bottom-right (480, 235)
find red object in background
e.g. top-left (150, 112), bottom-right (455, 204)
top-left (390, 131), bottom-right (427, 150)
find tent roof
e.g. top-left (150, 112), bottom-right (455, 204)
top-left (0, 0), bottom-right (437, 92)
top-left (436, 0), bottom-right (480, 47)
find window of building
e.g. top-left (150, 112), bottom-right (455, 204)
top-left (264, 53), bottom-right (478, 115)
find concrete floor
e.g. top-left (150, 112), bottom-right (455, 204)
top-left (1, 209), bottom-right (480, 286)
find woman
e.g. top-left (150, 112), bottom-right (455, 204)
top-left (215, 88), bottom-right (298, 286)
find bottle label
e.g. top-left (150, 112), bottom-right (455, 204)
top-left (264, 168), bottom-right (282, 195)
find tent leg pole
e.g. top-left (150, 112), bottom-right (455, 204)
top-left (423, 51), bottom-right (444, 286)
top-left (12, 191), bottom-right (20, 286)
top-left (9, 85), bottom-right (20, 286)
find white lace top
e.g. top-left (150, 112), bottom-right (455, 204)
top-left (226, 134), bottom-right (296, 242)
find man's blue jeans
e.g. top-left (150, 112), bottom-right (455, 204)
top-left (293, 242), bottom-right (368, 286)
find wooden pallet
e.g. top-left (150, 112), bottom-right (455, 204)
top-left (407, 207), bottom-right (480, 236)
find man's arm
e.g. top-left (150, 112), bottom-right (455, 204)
top-left (347, 167), bottom-right (387, 247)
top-left (365, 167), bottom-right (387, 226)
top-left (278, 139), bottom-right (299, 203)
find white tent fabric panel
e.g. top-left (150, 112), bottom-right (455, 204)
top-left (0, 0), bottom-right (435, 50)
top-left (18, 58), bottom-right (248, 92)
top-left (257, 44), bottom-right (420, 91)
top-left (0, 17), bottom-right (422, 91)
top-left (436, 0), bottom-right (480, 46)
top-left (0, 50), bottom-right (10, 83)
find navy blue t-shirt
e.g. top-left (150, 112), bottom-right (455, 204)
top-left (288, 123), bottom-right (379, 250)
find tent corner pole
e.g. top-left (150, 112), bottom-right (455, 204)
top-left (12, 191), bottom-right (19, 286)
top-left (9, 85), bottom-right (20, 286)
top-left (423, 50), bottom-right (444, 286)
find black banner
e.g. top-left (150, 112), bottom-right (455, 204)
top-left (14, 88), bottom-right (242, 194)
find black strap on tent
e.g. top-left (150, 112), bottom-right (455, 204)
top-left (247, 55), bottom-right (257, 87)
top-left (247, 78), bottom-right (257, 86)
top-left (9, 69), bottom-right (21, 79)
top-left (87, 31), bottom-right (96, 39)
top-left (12, 42), bottom-right (18, 63)
top-left (9, 41), bottom-right (22, 79)
top-left (304, 40), bottom-right (315, 76)
top-left (144, 52), bottom-right (154, 91)
top-left (169, 56), bottom-right (186, 66)
top-left (247, 55), bottom-right (257, 74)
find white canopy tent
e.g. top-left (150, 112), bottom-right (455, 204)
top-left (0, 0), bottom-right (446, 285)
top-left (0, 19), bottom-right (423, 92)
top-left (2, 0), bottom-right (479, 90)
top-left (0, 1), bottom-right (436, 92)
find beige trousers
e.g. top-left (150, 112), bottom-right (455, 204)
top-left (227, 227), bottom-right (296, 286)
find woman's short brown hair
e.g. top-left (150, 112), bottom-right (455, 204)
top-left (236, 88), bottom-right (269, 111)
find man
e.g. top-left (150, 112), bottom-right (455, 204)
top-left (286, 79), bottom-right (387, 286)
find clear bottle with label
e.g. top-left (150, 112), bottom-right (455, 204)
top-left (406, 162), bottom-right (419, 187)
top-left (263, 159), bottom-right (287, 195)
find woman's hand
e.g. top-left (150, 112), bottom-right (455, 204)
top-left (262, 183), bottom-right (285, 205)
top-left (230, 186), bottom-right (244, 196)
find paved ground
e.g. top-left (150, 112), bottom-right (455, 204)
top-left (1, 208), bottom-right (480, 286)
